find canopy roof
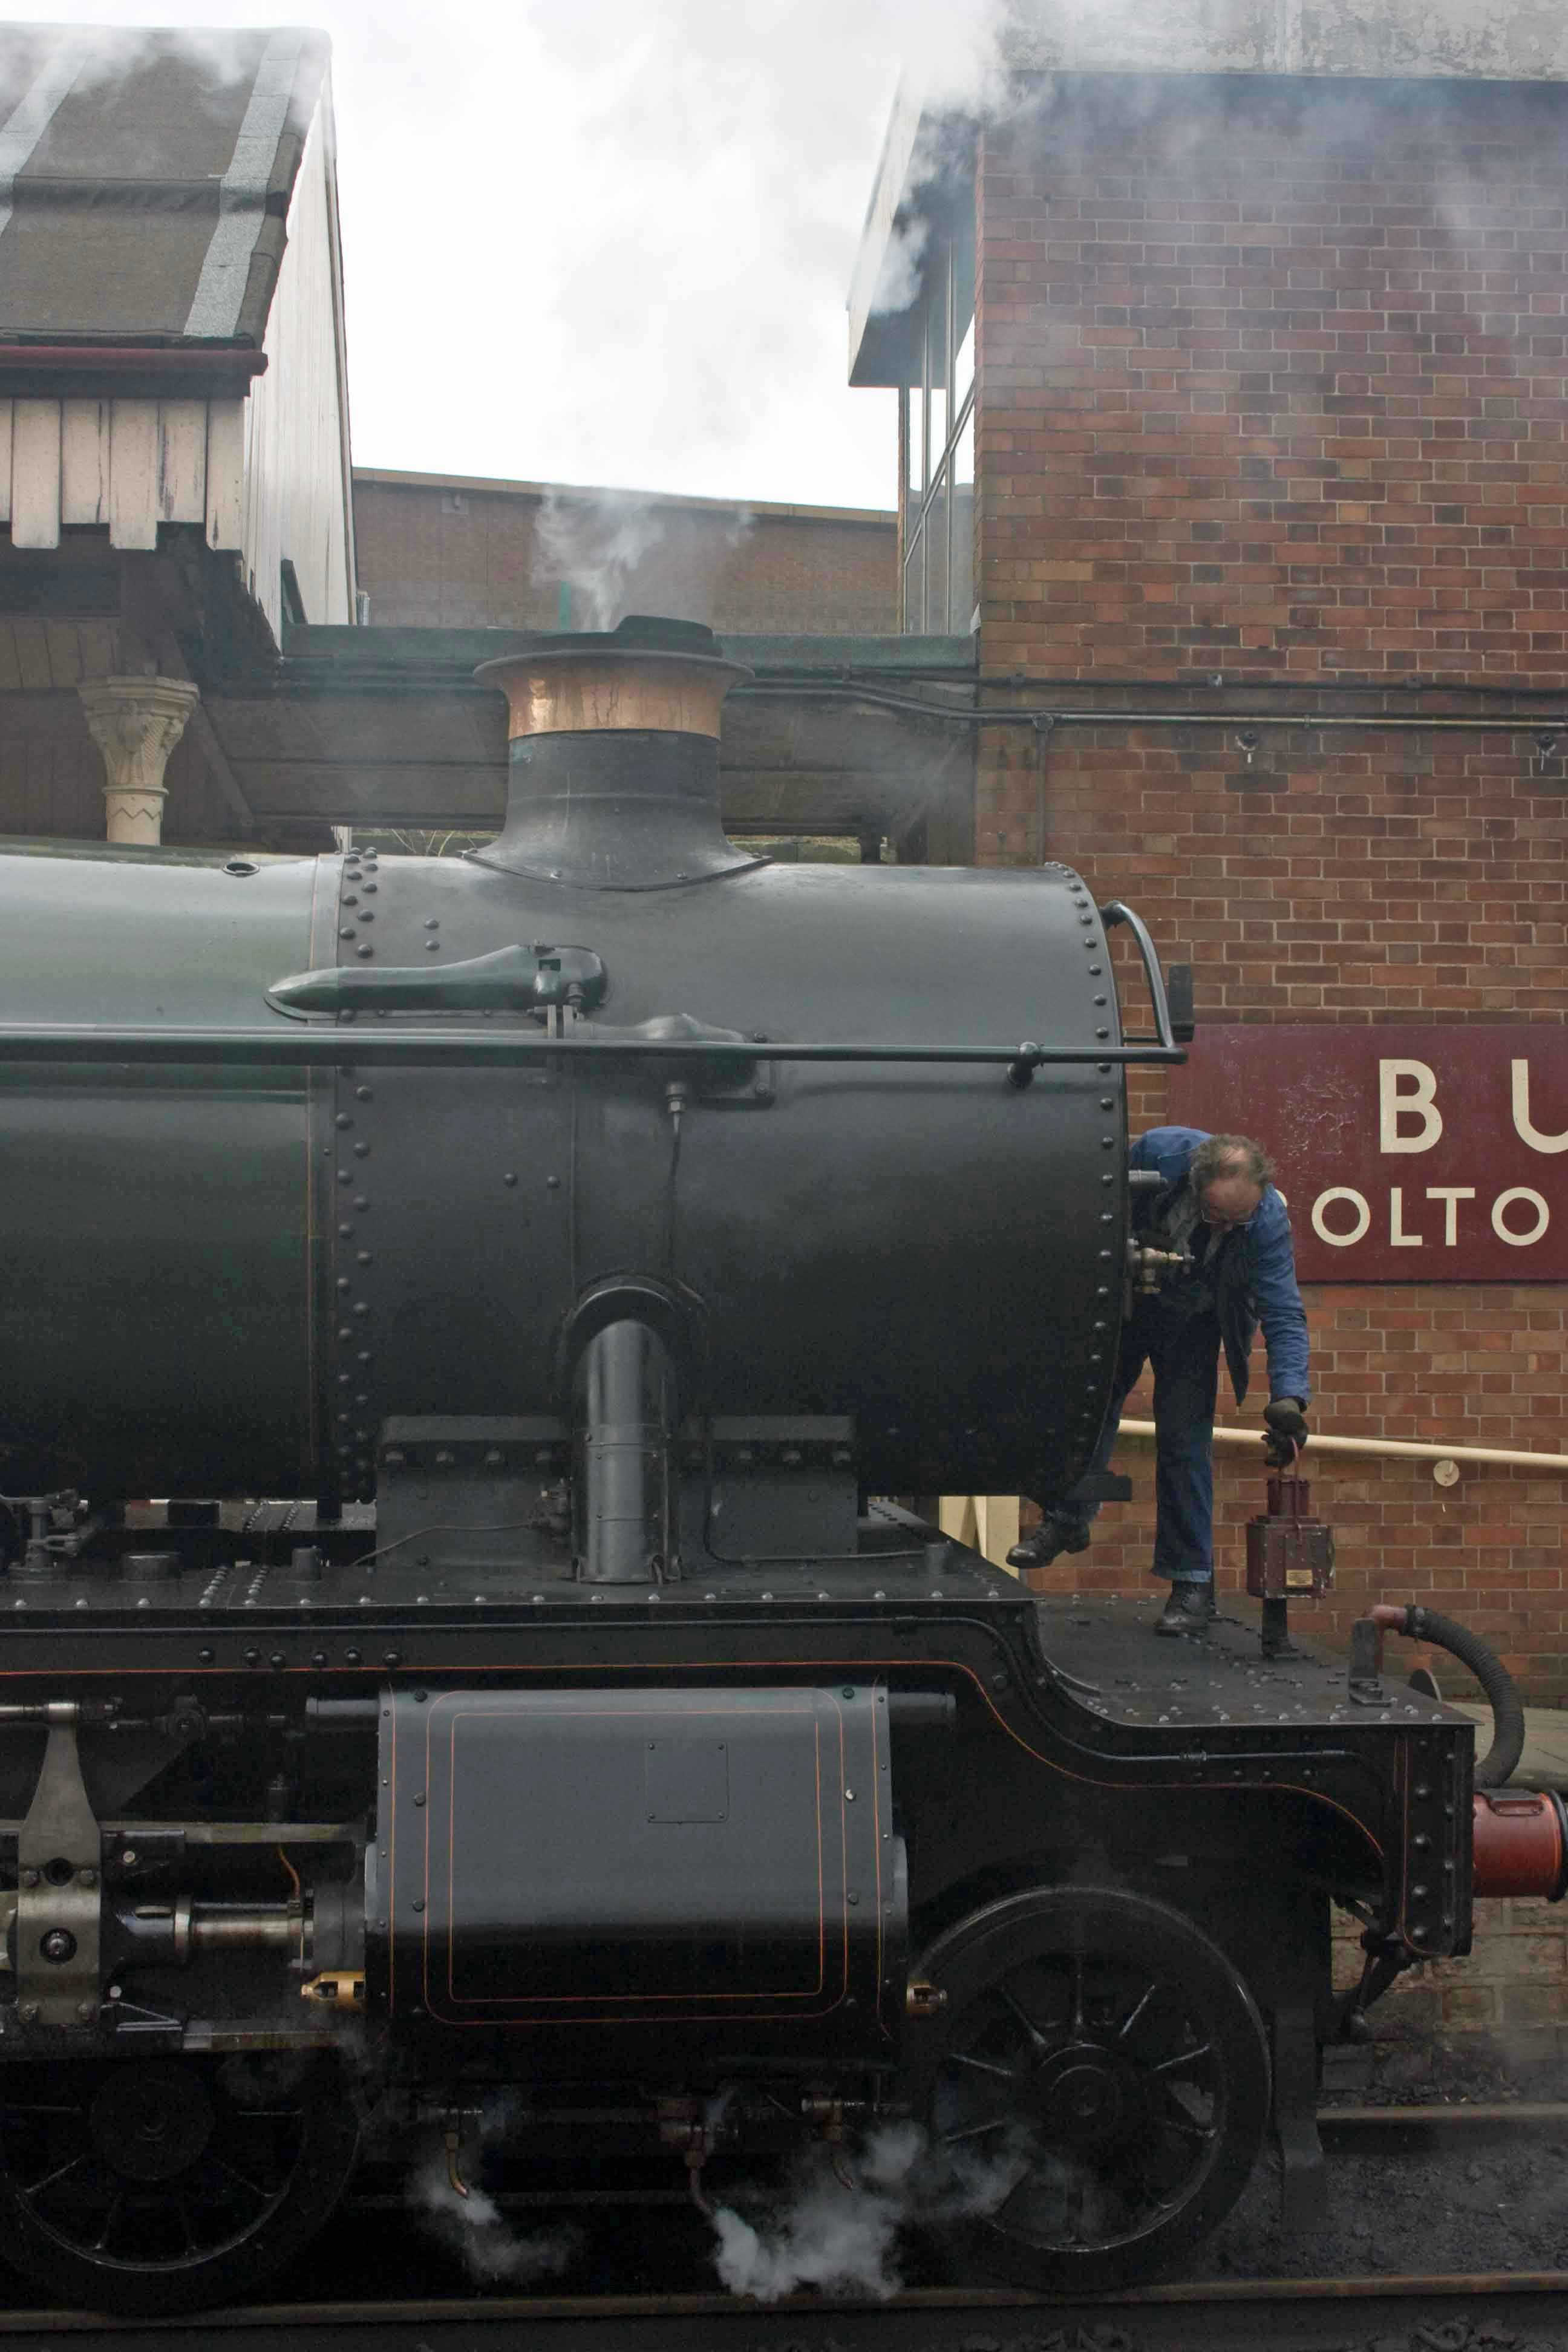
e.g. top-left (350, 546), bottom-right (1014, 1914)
top-left (0, 24), bottom-right (328, 349)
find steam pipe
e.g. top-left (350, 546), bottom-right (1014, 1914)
top-left (732, 663), bottom-right (1568, 702)
top-left (578, 1320), bottom-right (673, 1586)
top-left (972, 671), bottom-right (1568, 702)
top-left (736, 684), bottom-right (1568, 736)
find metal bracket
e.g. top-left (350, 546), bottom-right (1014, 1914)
top-left (1347, 1617), bottom-right (1387, 1707)
top-left (1270, 2002), bottom-right (1327, 2232)
top-left (266, 942), bottom-right (609, 1020)
top-left (16, 1705), bottom-right (102, 2029)
top-left (576, 1013), bottom-right (764, 1104)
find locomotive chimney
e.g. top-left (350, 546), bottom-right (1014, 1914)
top-left (474, 615), bottom-right (756, 890)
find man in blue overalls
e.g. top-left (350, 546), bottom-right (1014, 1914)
top-left (1009, 1128), bottom-right (1312, 1635)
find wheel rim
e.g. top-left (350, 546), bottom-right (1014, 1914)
top-left (916, 1887), bottom-right (1270, 2279)
top-left (0, 2055), bottom-right (332, 2281)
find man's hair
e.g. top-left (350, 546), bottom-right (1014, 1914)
top-left (1189, 1133), bottom-right (1275, 1196)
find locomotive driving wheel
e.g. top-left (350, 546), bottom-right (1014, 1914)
top-left (910, 1886), bottom-right (1270, 2293)
top-left (0, 2053), bottom-right (359, 2314)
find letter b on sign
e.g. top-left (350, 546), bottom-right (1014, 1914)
top-left (1380, 1061), bottom-right (1442, 1154)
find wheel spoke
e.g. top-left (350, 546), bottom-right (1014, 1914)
top-left (989, 2157), bottom-right (1044, 2224)
top-left (998, 1982), bottom-right (1051, 2052)
top-left (90, 2191), bottom-right (125, 2255)
top-left (23, 2151), bottom-right (88, 2200)
top-left (941, 2114), bottom-right (1013, 2145)
top-left (1150, 2040), bottom-right (1213, 2079)
top-left (1069, 1947), bottom-right (1086, 2037)
top-left (1154, 2086), bottom-right (1216, 2145)
top-left (1116, 1983), bottom-right (1158, 2042)
top-left (212, 2154), bottom-right (273, 2208)
top-left (949, 2051), bottom-right (1019, 2084)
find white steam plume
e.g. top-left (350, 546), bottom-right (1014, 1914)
top-left (411, 2151), bottom-right (580, 2285)
top-left (710, 2120), bottom-right (1030, 2303)
top-left (533, 484), bottom-right (753, 631)
top-left (408, 2099), bottom-right (581, 2286)
top-left (868, 217), bottom-right (930, 319)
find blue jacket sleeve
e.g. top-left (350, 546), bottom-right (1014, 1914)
top-left (1249, 1195), bottom-right (1311, 1405)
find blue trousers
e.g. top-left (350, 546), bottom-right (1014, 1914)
top-left (1077, 1301), bottom-right (1221, 1584)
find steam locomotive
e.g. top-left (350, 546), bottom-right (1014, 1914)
top-left (0, 616), bottom-right (1554, 2313)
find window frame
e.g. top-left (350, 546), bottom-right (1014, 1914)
top-left (897, 215), bottom-right (976, 635)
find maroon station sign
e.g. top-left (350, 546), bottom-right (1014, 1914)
top-left (1169, 1027), bottom-right (1568, 1282)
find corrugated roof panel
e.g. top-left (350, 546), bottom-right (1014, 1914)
top-left (0, 24), bottom-right (328, 347)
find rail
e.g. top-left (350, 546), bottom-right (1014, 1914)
top-left (6, 2270), bottom-right (1568, 2334)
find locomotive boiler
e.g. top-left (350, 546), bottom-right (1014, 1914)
top-left (0, 616), bottom-right (1547, 2313)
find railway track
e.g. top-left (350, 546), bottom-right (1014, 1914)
top-left (5, 2275), bottom-right (1568, 2351)
top-left (7, 2105), bottom-right (1568, 2349)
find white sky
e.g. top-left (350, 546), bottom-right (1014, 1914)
top-left (19, 1), bottom-right (1002, 511)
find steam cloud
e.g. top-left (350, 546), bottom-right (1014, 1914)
top-left (408, 2099), bottom-right (581, 2286)
top-left (300, 0), bottom-right (1010, 505)
top-left (709, 2120), bottom-right (1030, 2302)
top-left (534, 483), bottom-right (753, 631)
top-left (6, 0), bottom-right (1013, 506)
top-left (868, 216), bottom-right (930, 319)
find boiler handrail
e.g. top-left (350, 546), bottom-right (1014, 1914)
top-left (0, 1026), bottom-right (1186, 1070)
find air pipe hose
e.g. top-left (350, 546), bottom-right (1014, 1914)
top-left (1369, 1602), bottom-right (1568, 1903)
top-left (1370, 1602), bottom-right (1525, 1788)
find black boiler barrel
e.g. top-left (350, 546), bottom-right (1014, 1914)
top-left (312, 844), bottom-right (1126, 1504)
top-left (0, 841), bottom-right (324, 1497)
top-left (0, 621), bottom-right (1136, 1509)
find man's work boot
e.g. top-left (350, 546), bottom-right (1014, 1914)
top-left (1154, 1582), bottom-right (1216, 1636)
top-left (1007, 1512), bottom-right (1092, 1574)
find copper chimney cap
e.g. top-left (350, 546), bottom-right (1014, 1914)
top-left (475, 615), bottom-right (752, 743)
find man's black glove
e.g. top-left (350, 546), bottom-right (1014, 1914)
top-left (1263, 1398), bottom-right (1308, 1467)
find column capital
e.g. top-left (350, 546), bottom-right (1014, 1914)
top-left (78, 675), bottom-right (200, 847)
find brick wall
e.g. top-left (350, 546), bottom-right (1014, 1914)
top-left (1334, 1896), bottom-right (1568, 2044)
top-left (976, 77), bottom-right (1568, 1695)
top-left (977, 74), bottom-right (1568, 682)
top-left (354, 474), bottom-right (897, 636)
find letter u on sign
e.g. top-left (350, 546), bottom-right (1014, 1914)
top-left (1511, 1061), bottom-right (1568, 1154)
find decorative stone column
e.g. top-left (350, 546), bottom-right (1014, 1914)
top-left (78, 676), bottom-right (201, 847)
